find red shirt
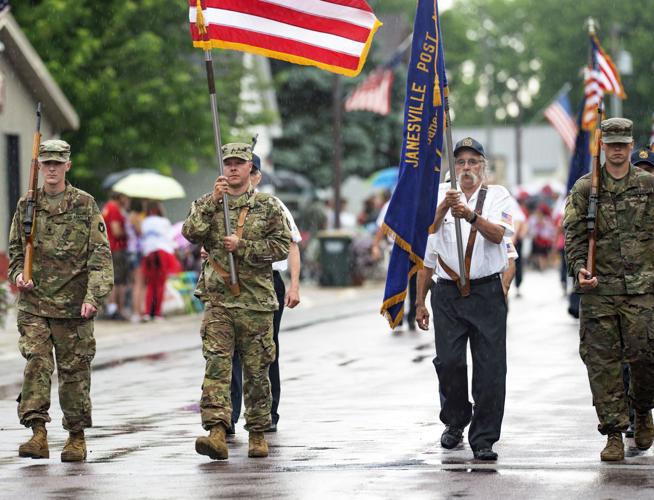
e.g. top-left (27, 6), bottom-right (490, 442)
top-left (102, 200), bottom-right (127, 251)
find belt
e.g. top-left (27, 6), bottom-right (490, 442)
top-left (437, 273), bottom-right (500, 287)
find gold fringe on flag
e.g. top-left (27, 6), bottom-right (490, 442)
top-left (196, 0), bottom-right (207, 36)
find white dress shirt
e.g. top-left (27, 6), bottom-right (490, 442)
top-left (272, 197), bottom-right (302, 272)
top-left (424, 183), bottom-right (515, 282)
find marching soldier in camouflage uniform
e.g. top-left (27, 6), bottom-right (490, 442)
top-left (8, 140), bottom-right (113, 462)
top-left (183, 142), bottom-right (290, 460)
top-left (564, 118), bottom-right (654, 461)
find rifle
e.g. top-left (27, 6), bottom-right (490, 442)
top-left (585, 101), bottom-right (603, 278)
top-left (22, 103), bottom-right (42, 283)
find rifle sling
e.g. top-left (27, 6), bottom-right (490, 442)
top-left (208, 205), bottom-right (250, 296)
top-left (438, 186), bottom-right (488, 297)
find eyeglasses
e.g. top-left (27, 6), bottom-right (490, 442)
top-left (455, 158), bottom-right (482, 167)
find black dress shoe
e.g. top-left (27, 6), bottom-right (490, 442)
top-left (473, 448), bottom-right (498, 461)
top-left (440, 426), bottom-right (463, 449)
top-left (226, 422), bottom-right (236, 435)
top-left (265, 422), bottom-right (277, 433)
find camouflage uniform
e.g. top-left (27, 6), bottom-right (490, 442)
top-left (9, 180), bottom-right (113, 432)
top-left (183, 187), bottom-right (291, 432)
top-left (564, 163), bottom-right (654, 434)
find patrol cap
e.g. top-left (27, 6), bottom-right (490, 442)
top-left (251, 153), bottom-right (261, 172)
top-left (631, 147), bottom-right (654, 168)
top-left (601, 117), bottom-right (633, 144)
top-left (38, 139), bottom-right (71, 163)
top-left (222, 142), bottom-right (253, 162)
top-left (453, 137), bottom-right (486, 158)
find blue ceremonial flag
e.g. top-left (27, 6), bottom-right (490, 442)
top-left (566, 95), bottom-right (592, 193)
top-left (380, 0), bottom-right (448, 328)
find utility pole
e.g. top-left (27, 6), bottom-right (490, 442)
top-left (332, 74), bottom-right (343, 230)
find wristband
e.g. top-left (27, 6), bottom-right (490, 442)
top-left (468, 212), bottom-right (478, 224)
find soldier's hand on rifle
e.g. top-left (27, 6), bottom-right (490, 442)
top-left (223, 234), bottom-right (240, 252)
top-left (416, 303), bottom-right (430, 331)
top-left (212, 176), bottom-right (230, 204)
top-left (578, 268), bottom-right (598, 290)
top-left (15, 273), bottom-right (34, 292)
top-left (200, 247), bottom-right (209, 260)
top-left (80, 303), bottom-right (97, 319)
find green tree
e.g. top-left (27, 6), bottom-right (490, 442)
top-left (442, 0), bottom-right (654, 143)
top-left (12, 0), bottom-right (246, 196)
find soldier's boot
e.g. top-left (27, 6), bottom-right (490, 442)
top-left (61, 431), bottom-right (87, 462)
top-left (248, 431), bottom-right (269, 458)
top-left (18, 420), bottom-right (49, 459)
top-left (195, 424), bottom-right (228, 460)
top-left (600, 433), bottom-right (624, 462)
top-left (634, 411), bottom-right (654, 450)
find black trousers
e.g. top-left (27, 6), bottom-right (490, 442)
top-left (231, 271), bottom-right (285, 425)
top-left (431, 276), bottom-right (508, 450)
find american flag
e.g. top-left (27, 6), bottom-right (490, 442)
top-left (344, 67), bottom-right (394, 115)
top-left (188, 0), bottom-right (381, 77)
top-left (544, 88), bottom-right (577, 151)
top-left (650, 112), bottom-right (654, 148)
top-left (582, 34), bottom-right (625, 130)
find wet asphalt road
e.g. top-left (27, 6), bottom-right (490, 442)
top-left (1, 271), bottom-right (654, 499)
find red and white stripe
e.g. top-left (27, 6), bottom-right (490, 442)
top-left (595, 46), bottom-right (625, 98)
top-left (544, 103), bottom-right (577, 152)
top-left (344, 68), bottom-right (394, 115)
top-left (188, 0), bottom-right (380, 77)
top-left (582, 68), bottom-right (604, 130)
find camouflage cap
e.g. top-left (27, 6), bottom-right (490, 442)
top-left (222, 142), bottom-right (252, 162)
top-left (38, 139), bottom-right (71, 163)
top-left (601, 118), bottom-right (633, 144)
top-left (631, 147), bottom-right (654, 168)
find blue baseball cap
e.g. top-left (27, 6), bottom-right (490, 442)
top-left (453, 137), bottom-right (486, 158)
top-left (631, 147), bottom-right (654, 168)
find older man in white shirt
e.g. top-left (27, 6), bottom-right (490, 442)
top-left (416, 137), bottom-right (515, 461)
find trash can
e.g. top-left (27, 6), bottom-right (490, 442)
top-left (317, 230), bottom-right (353, 287)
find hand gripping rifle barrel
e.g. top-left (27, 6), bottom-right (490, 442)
top-left (585, 103), bottom-right (602, 278)
top-left (22, 103), bottom-right (42, 283)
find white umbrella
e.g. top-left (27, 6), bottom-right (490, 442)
top-left (111, 172), bottom-right (186, 200)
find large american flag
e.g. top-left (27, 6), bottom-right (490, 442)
top-left (188, 0), bottom-right (381, 77)
top-left (544, 88), bottom-right (577, 151)
top-left (582, 34), bottom-right (625, 130)
top-left (344, 67), bottom-right (394, 115)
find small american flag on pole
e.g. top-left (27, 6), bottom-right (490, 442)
top-left (544, 86), bottom-right (577, 152)
top-left (344, 67), bottom-right (394, 115)
top-left (188, 0), bottom-right (381, 77)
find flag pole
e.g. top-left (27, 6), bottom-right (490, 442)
top-left (444, 98), bottom-right (467, 288)
top-left (197, 1), bottom-right (238, 287)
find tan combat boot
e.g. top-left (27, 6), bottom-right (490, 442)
top-left (600, 432), bottom-right (624, 461)
top-left (61, 431), bottom-right (87, 462)
top-left (195, 424), bottom-right (228, 460)
top-left (248, 431), bottom-right (269, 458)
top-left (18, 420), bottom-right (49, 459)
top-left (635, 411), bottom-right (654, 450)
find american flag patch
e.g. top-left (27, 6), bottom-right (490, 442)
top-left (501, 211), bottom-right (513, 226)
